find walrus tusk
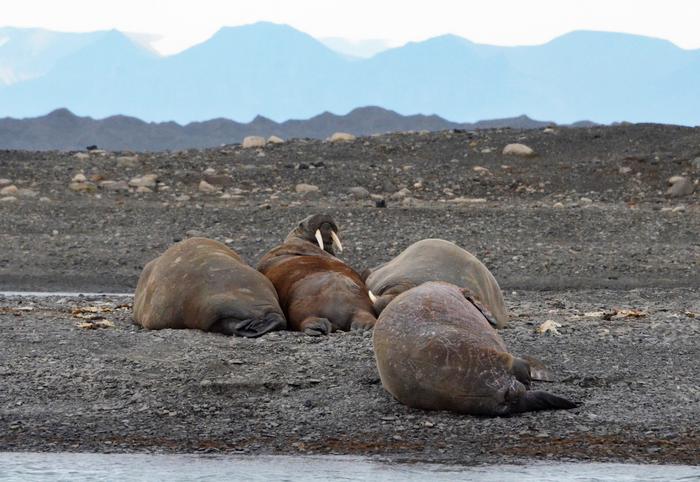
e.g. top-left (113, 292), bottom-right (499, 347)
top-left (314, 229), bottom-right (324, 250)
top-left (331, 231), bottom-right (343, 252)
top-left (368, 290), bottom-right (377, 303)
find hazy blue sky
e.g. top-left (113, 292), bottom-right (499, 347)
top-left (3, 0), bottom-right (699, 54)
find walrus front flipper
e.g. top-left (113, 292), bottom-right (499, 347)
top-left (520, 354), bottom-right (556, 382)
top-left (211, 313), bottom-right (286, 338)
top-left (300, 317), bottom-right (333, 336)
top-left (513, 390), bottom-right (579, 413)
top-left (462, 288), bottom-right (498, 328)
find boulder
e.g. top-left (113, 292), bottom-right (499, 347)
top-left (267, 135), bottom-right (284, 144)
top-left (328, 132), bottom-right (356, 142)
top-left (242, 136), bottom-right (266, 149)
top-left (503, 143), bottom-right (536, 157)
top-left (666, 176), bottom-right (694, 197)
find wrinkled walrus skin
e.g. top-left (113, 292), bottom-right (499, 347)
top-left (373, 282), bottom-right (578, 416)
top-left (364, 238), bottom-right (509, 328)
top-left (257, 214), bottom-right (376, 336)
top-left (133, 238), bottom-right (286, 337)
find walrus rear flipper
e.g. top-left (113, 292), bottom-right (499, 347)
top-left (211, 313), bottom-right (286, 338)
top-left (514, 390), bottom-right (579, 413)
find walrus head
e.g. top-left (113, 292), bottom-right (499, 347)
top-left (286, 214), bottom-right (343, 256)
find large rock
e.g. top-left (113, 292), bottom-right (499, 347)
top-left (328, 132), bottom-right (356, 142)
top-left (242, 136), bottom-right (266, 149)
top-left (666, 176), bottom-right (694, 197)
top-left (267, 135), bottom-right (285, 144)
top-left (0, 185), bottom-right (18, 196)
top-left (129, 174), bottom-right (158, 188)
top-left (503, 143), bottom-right (536, 157)
top-left (295, 183), bottom-right (320, 194)
top-left (0, 196), bottom-right (17, 203)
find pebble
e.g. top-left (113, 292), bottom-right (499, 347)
top-left (553, 202), bottom-right (565, 208)
top-left (348, 186), bottom-right (370, 199)
top-left (448, 197), bottom-right (487, 204)
top-left (100, 180), bottom-right (129, 191)
top-left (69, 182), bottom-right (93, 192)
top-left (295, 183), bottom-right (320, 194)
top-left (390, 188), bottom-right (411, 200)
top-left (472, 166), bottom-right (490, 174)
top-left (328, 132), bottom-right (356, 142)
top-left (666, 176), bottom-right (694, 197)
top-left (580, 197), bottom-right (593, 205)
top-left (503, 143), bottom-right (536, 157)
top-left (203, 167), bottom-right (216, 175)
top-left (73, 152), bottom-right (90, 160)
top-left (129, 174), bottom-right (158, 188)
top-left (691, 157), bottom-right (700, 170)
top-left (0, 196), bottom-right (17, 202)
top-left (198, 180), bottom-right (219, 193)
top-left (0, 185), bottom-right (18, 196)
top-left (0, 178), bottom-right (11, 187)
top-left (71, 173), bottom-right (87, 183)
top-left (242, 136), bottom-right (266, 149)
top-left (619, 166), bottom-right (633, 174)
top-left (116, 155), bottom-right (139, 168)
top-left (135, 186), bottom-right (152, 193)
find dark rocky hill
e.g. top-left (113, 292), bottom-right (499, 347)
top-left (0, 107), bottom-right (561, 151)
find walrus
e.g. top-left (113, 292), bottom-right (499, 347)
top-left (373, 282), bottom-right (578, 416)
top-left (363, 238), bottom-right (509, 328)
top-left (133, 237), bottom-right (286, 337)
top-left (257, 214), bottom-right (376, 335)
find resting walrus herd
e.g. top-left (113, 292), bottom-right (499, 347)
top-left (133, 213), bottom-right (578, 415)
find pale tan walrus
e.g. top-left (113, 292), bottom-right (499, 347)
top-left (373, 282), bottom-right (578, 416)
top-left (133, 238), bottom-right (286, 337)
top-left (363, 238), bottom-right (509, 328)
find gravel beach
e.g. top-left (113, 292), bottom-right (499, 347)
top-left (0, 124), bottom-right (698, 464)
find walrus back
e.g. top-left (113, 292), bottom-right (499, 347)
top-left (373, 282), bottom-right (577, 416)
top-left (367, 239), bottom-right (509, 327)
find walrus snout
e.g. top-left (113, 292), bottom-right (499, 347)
top-left (292, 214), bottom-right (342, 255)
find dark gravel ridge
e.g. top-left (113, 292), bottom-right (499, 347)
top-left (0, 124), bottom-right (698, 464)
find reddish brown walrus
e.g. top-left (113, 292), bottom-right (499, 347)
top-left (257, 214), bottom-right (376, 336)
top-left (373, 282), bottom-right (578, 416)
top-left (363, 238), bottom-right (509, 328)
top-left (133, 237), bottom-right (286, 337)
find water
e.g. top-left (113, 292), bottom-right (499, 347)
top-left (0, 292), bottom-right (133, 298)
top-left (0, 453), bottom-right (698, 482)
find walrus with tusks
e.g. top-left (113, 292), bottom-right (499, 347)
top-left (373, 281), bottom-right (578, 416)
top-left (257, 214), bottom-right (376, 335)
top-left (363, 238), bottom-right (509, 328)
top-left (133, 237), bottom-right (286, 337)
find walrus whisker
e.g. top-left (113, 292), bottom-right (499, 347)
top-left (314, 229), bottom-right (324, 250)
top-left (331, 231), bottom-right (343, 252)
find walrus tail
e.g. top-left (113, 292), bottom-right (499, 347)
top-left (513, 390), bottom-right (579, 413)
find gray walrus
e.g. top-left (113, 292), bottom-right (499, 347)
top-left (133, 237), bottom-right (286, 337)
top-left (257, 214), bottom-right (376, 335)
top-left (363, 238), bottom-right (509, 328)
top-left (373, 281), bottom-right (578, 416)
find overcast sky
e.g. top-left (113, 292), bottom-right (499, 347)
top-left (3, 0), bottom-right (699, 54)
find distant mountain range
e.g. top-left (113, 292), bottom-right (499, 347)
top-left (0, 106), bottom-right (587, 151)
top-left (0, 23), bottom-right (699, 126)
